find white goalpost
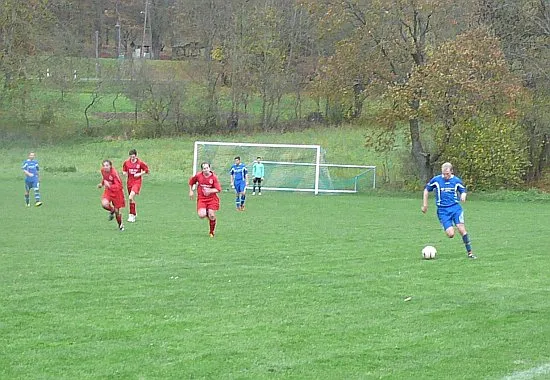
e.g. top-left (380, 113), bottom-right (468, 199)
top-left (193, 141), bottom-right (376, 195)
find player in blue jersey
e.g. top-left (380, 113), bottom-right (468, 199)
top-left (422, 162), bottom-right (476, 259)
top-left (230, 156), bottom-right (249, 211)
top-left (22, 152), bottom-right (43, 207)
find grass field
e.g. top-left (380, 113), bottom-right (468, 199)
top-left (1, 171), bottom-right (549, 378)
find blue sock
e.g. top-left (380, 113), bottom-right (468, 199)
top-left (25, 195), bottom-right (30, 205)
top-left (241, 195), bottom-right (246, 206)
top-left (462, 233), bottom-right (472, 253)
top-left (34, 188), bottom-right (41, 202)
top-left (235, 195), bottom-right (240, 208)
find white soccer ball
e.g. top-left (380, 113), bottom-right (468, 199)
top-left (422, 245), bottom-right (437, 260)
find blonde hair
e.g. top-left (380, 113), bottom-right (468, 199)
top-left (441, 162), bottom-right (453, 172)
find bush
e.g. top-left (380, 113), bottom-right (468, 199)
top-left (443, 118), bottom-right (530, 190)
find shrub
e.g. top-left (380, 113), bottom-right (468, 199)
top-left (443, 118), bottom-right (530, 190)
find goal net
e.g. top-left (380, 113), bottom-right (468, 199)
top-left (193, 141), bottom-right (376, 194)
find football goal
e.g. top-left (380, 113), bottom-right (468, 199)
top-left (193, 141), bottom-right (376, 194)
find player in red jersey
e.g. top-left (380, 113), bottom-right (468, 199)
top-left (188, 162), bottom-right (222, 237)
top-left (122, 149), bottom-right (150, 223)
top-left (98, 159), bottom-right (126, 231)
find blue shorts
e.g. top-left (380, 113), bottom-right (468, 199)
top-left (25, 178), bottom-right (39, 191)
top-left (437, 204), bottom-right (464, 230)
top-left (234, 181), bottom-right (246, 193)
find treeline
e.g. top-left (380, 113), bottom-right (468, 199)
top-left (1, 0), bottom-right (550, 187)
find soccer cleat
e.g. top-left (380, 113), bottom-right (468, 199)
top-left (128, 214), bottom-right (135, 223)
top-left (258, 192), bottom-right (262, 196)
top-left (119, 224), bottom-right (125, 231)
top-left (26, 204), bottom-right (30, 207)
top-left (35, 201), bottom-right (43, 207)
top-left (108, 211), bottom-right (115, 221)
top-left (252, 192), bottom-right (255, 195)
top-left (240, 205), bottom-right (245, 211)
top-left (209, 232), bottom-right (215, 238)
top-left (467, 252), bottom-right (477, 259)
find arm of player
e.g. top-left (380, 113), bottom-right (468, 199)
top-left (460, 192), bottom-right (467, 202)
top-left (141, 162), bottom-right (150, 176)
top-left (203, 187), bottom-right (219, 196)
top-left (421, 189), bottom-right (429, 213)
top-left (188, 176), bottom-right (196, 199)
top-left (212, 176), bottom-right (222, 194)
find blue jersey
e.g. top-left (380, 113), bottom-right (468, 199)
top-left (22, 159), bottom-right (40, 181)
top-left (230, 163), bottom-right (248, 183)
top-left (425, 174), bottom-right (466, 208)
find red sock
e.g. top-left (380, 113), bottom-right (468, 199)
top-left (209, 219), bottom-right (216, 233)
top-left (116, 214), bottom-right (122, 226)
top-left (130, 202), bottom-right (136, 215)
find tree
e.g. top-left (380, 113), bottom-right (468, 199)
top-left (0, 0), bottom-right (51, 86)
top-left (473, 0), bottom-right (550, 181)
top-left (383, 29), bottom-right (528, 183)
top-left (305, 0), bottom-right (467, 179)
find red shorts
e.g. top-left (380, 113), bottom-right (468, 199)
top-left (127, 182), bottom-right (142, 195)
top-left (197, 197), bottom-right (219, 211)
top-left (103, 189), bottom-right (125, 209)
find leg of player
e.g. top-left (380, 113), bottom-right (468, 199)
top-left (128, 189), bottom-right (137, 222)
top-left (101, 198), bottom-right (115, 220)
top-left (207, 209), bottom-right (216, 237)
top-left (34, 183), bottom-right (42, 206)
top-left (235, 193), bottom-right (241, 210)
top-left (112, 206), bottom-right (124, 231)
top-left (258, 179), bottom-right (262, 195)
top-left (439, 212), bottom-right (454, 238)
top-left (445, 226), bottom-right (455, 238)
top-left (240, 191), bottom-right (246, 210)
top-left (24, 184), bottom-right (31, 207)
top-left (197, 208), bottom-right (207, 219)
top-left (457, 224), bottom-right (475, 259)
top-left (197, 208), bottom-right (212, 236)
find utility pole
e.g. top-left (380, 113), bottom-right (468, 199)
top-left (95, 30), bottom-right (100, 77)
top-left (141, 0), bottom-right (150, 58)
top-left (115, 22), bottom-right (121, 58)
top-left (115, 0), bottom-right (122, 58)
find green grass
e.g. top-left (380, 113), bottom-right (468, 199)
top-left (1, 168), bottom-right (549, 378)
top-left (0, 127), bottom-right (403, 184)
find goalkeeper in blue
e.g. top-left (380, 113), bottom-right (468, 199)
top-left (230, 156), bottom-right (249, 211)
top-left (252, 156), bottom-right (264, 195)
top-left (22, 152), bottom-right (43, 207)
top-left (421, 162), bottom-right (476, 259)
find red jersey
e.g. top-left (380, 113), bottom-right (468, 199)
top-left (189, 171), bottom-right (222, 201)
top-left (101, 167), bottom-right (123, 191)
top-left (122, 158), bottom-right (149, 185)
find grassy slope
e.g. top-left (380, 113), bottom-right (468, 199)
top-left (0, 126), bottom-right (405, 185)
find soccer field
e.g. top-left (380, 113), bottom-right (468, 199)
top-left (1, 177), bottom-right (549, 379)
